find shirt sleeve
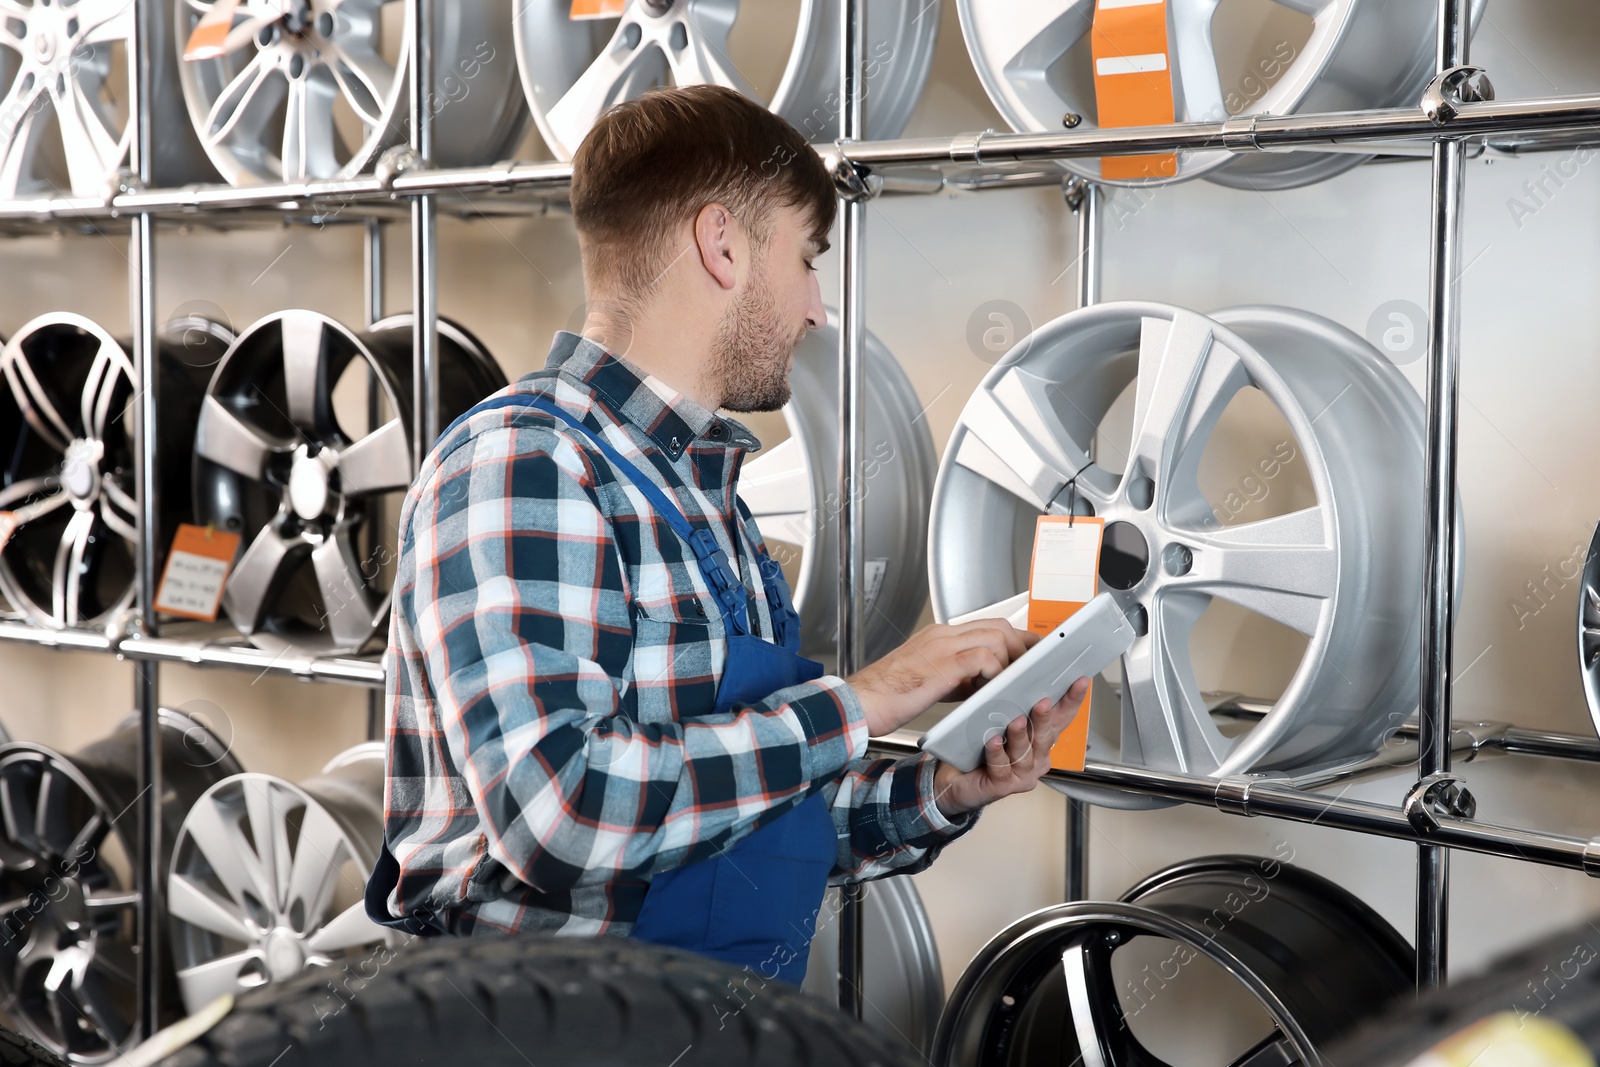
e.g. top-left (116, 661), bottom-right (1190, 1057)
top-left (403, 421), bottom-right (870, 896)
top-left (819, 749), bottom-right (981, 883)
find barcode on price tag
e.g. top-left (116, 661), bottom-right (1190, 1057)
top-left (155, 524), bottom-right (242, 622)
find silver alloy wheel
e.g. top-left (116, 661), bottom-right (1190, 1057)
top-left (0, 0), bottom-right (214, 196)
top-left (513, 0), bottom-right (940, 161)
top-left (175, 0), bottom-right (528, 185)
top-left (929, 303), bottom-right (1436, 798)
top-left (167, 742), bottom-right (395, 1015)
top-left (1579, 522), bottom-right (1600, 736)
top-left (932, 856), bottom-right (1414, 1067)
top-left (0, 709), bottom-right (241, 1064)
top-left (801, 877), bottom-right (943, 1056)
top-left (0, 313), bottom-right (230, 631)
top-left (739, 310), bottom-right (934, 662)
top-left (193, 311), bottom-right (506, 655)
top-left (956, 0), bottom-right (1483, 189)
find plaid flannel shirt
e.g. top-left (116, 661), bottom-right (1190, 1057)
top-left (378, 330), bottom-right (977, 936)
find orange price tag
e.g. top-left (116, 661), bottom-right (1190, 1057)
top-left (569, 0), bottom-right (626, 18)
top-left (1028, 515), bottom-right (1106, 772)
top-left (1091, 0), bottom-right (1178, 181)
top-left (155, 523), bottom-right (243, 622)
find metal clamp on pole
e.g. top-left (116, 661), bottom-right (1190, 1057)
top-left (1422, 66), bottom-right (1497, 125)
top-left (1405, 774), bottom-right (1478, 835)
top-left (830, 149), bottom-right (879, 202)
top-left (949, 128), bottom-right (994, 166)
top-left (1214, 775), bottom-right (1265, 818)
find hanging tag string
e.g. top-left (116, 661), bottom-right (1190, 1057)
top-left (1063, 460), bottom-right (1094, 528)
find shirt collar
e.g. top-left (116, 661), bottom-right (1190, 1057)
top-left (538, 330), bottom-right (760, 460)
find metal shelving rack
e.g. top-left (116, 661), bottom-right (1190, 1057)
top-left (0, 0), bottom-right (1597, 1040)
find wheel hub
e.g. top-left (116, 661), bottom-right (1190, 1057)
top-left (60, 441), bottom-right (101, 505)
top-left (287, 446), bottom-right (338, 522)
top-left (264, 929), bottom-right (305, 981)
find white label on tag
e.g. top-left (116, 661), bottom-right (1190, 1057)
top-left (863, 558), bottom-right (888, 613)
top-left (155, 551), bottom-right (231, 618)
top-left (1031, 523), bottom-right (1101, 604)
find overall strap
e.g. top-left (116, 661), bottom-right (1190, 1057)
top-left (442, 392), bottom-right (753, 637)
top-left (734, 497), bottom-right (804, 653)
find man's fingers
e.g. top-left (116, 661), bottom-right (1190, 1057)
top-left (1002, 714), bottom-right (1031, 766)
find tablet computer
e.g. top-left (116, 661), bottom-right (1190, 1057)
top-left (919, 592), bottom-right (1136, 772)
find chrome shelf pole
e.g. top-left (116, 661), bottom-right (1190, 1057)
top-left (130, 0), bottom-right (164, 1040)
top-left (836, 0), bottom-right (868, 1024)
top-left (1065, 178), bottom-right (1100, 903)
top-left (410, 0), bottom-right (440, 469)
top-left (1417, 0), bottom-right (1472, 991)
top-left (365, 217), bottom-right (388, 741)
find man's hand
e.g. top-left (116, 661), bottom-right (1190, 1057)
top-left (845, 620), bottom-right (1037, 737)
top-left (931, 677), bottom-right (1091, 818)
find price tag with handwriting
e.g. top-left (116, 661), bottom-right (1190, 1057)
top-left (155, 524), bottom-right (242, 622)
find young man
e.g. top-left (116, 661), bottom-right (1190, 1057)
top-left (365, 86), bottom-right (1088, 982)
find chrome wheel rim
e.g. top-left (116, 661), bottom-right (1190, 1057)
top-left (176, 0), bottom-right (528, 185)
top-left (513, 0), bottom-right (940, 161)
top-left (929, 303), bottom-right (1435, 795)
top-left (0, 0), bottom-right (211, 195)
top-left (740, 310), bottom-right (934, 662)
top-left (955, 0), bottom-right (1482, 188)
top-left (167, 743), bottom-right (393, 1015)
top-left (802, 877), bottom-right (943, 1056)
top-left (0, 709), bottom-right (240, 1064)
top-left (194, 311), bottom-right (505, 655)
top-left (0, 313), bottom-right (228, 631)
top-left (1579, 523), bottom-right (1600, 737)
top-left (932, 856), bottom-right (1414, 1067)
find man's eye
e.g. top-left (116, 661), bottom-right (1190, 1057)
top-left (805, 260), bottom-right (817, 272)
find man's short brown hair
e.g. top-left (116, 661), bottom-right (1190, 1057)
top-left (570, 85), bottom-right (837, 309)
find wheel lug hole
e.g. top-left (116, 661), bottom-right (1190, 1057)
top-left (1127, 604), bottom-right (1149, 637)
top-left (669, 21), bottom-right (687, 50)
top-left (64, 16), bottom-right (76, 37)
top-left (1161, 543), bottom-right (1192, 577)
top-left (257, 25), bottom-right (275, 47)
top-left (315, 11), bottom-right (334, 37)
top-left (1127, 475), bottom-right (1154, 511)
top-left (288, 53), bottom-right (306, 79)
top-left (1100, 521), bottom-right (1149, 591)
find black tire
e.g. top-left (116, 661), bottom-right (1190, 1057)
top-left (1327, 918), bottom-right (1600, 1065)
top-left (158, 936), bottom-right (926, 1067)
top-left (0, 1024), bottom-right (66, 1066)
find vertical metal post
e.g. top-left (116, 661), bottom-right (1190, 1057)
top-left (836, 0), bottom-right (868, 1023)
top-left (365, 218), bottom-right (387, 741)
top-left (410, 0), bottom-right (439, 468)
top-left (1417, 0), bottom-right (1470, 991)
top-left (129, 0), bottom-right (163, 1041)
top-left (1065, 179), bottom-right (1100, 903)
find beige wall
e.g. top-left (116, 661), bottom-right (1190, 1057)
top-left (1, 0), bottom-right (1599, 1011)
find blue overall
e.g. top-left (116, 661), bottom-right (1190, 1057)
top-left (365, 393), bottom-right (836, 984)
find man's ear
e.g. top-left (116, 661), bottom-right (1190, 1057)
top-left (694, 202), bottom-right (739, 291)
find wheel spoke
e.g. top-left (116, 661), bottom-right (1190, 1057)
top-left (337, 418), bottom-right (412, 496)
top-left (281, 71), bottom-right (338, 180)
top-left (32, 769), bottom-right (70, 857)
top-left (176, 796), bottom-right (274, 912)
top-left (739, 438), bottom-right (813, 546)
top-left (177, 950), bottom-right (267, 1010)
top-left (167, 873), bottom-right (256, 943)
top-left (954, 373), bottom-right (1116, 512)
top-left (0, 76), bottom-right (48, 198)
top-left (306, 901), bottom-right (384, 955)
top-left (284, 802), bottom-right (347, 926)
top-left (55, 75), bottom-right (128, 194)
top-left (1119, 589), bottom-right (1227, 771)
top-left (51, 509), bottom-right (94, 627)
top-left (4, 344), bottom-right (76, 452)
top-left (1171, 0), bottom-right (1226, 123)
top-left (97, 477), bottom-right (140, 544)
top-left (310, 535), bottom-right (376, 650)
top-left (280, 311), bottom-right (336, 434)
top-left (989, 0), bottom-right (1095, 124)
top-left (242, 779), bottom-right (289, 911)
top-left (0, 767), bottom-right (40, 854)
top-left (197, 395), bottom-right (285, 480)
top-left (1062, 931), bottom-right (1145, 1067)
top-left (204, 48), bottom-right (285, 150)
top-left (667, 0), bottom-right (757, 97)
top-left (79, 338), bottom-right (124, 443)
top-left (545, 18), bottom-right (668, 157)
top-left (328, 41), bottom-right (392, 130)
top-left (1178, 507), bottom-right (1336, 638)
top-left (1228, 1030), bottom-right (1297, 1067)
top-left (64, 811), bottom-right (106, 864)
top-left (948, 591), bottom-right (1032, 629)
top-left (0, 476), bottom-right (61, 510)
top-left (222, 525), bottom-right (294, 635)
top-left (73, 0), bottom-right (136, 46)
top-left (1125, 312), bottom-right (1246, 523)
top-left (81, 888), bottom-right (139, 912)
